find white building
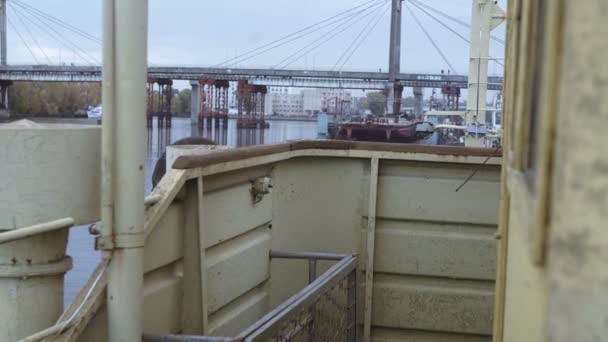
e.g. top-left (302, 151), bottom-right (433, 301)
top-left (265, 93), bottom-right (304, 116)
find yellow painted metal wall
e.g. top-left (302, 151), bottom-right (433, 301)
top-left (496, 0), bottom-right (608, 341)
top-left (271, 157), bottom-right (501, 341)
top-left (64, 152), bottom-right (500, 341)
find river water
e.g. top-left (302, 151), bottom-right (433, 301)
top-left (60, 117), bottom-right (318, 307)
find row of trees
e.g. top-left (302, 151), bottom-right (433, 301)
top-left (7, 82), bottom-right (194, 117)
top-left (361, 92), bottom-right (386, 116)
top-left (9, 82), bottom-right (102, 116)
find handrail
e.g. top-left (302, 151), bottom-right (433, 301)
top-left (0, 217), bottom-right (74, 244)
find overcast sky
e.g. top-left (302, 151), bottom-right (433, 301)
top-left (6, 0), bottom-right (506, 76)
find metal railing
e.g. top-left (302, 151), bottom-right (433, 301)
top-left (144, 251), bottom-right (358, 342)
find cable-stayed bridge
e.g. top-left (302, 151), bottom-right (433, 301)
top-left (0, 0), bottom-right (505, 128)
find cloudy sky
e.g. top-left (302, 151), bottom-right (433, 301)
top-left (6, 0), bottom-right (506, 76)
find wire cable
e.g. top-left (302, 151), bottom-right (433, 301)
top-left (214, 0), bottom-right (385, 67)
top-left (332, 1), bottom-right (389, 70)
top-left (406, 4), bottom-right (458, 75)
top-left (409, 1), bottom-right (504, 70)
top-left (336, 3), bottom-right (390, 71)
top-left (13, 3), bottom-right (98, 65)
top-left (408, 0), bottom-right (505, 44)
top-left (275, 1), bottom-right (386, 69)
top-left (409, 1), bottom-right (470, 43)
top-left (12, 0), bottom-right (101, 44)
top-left (10, 5), bottom-right (52, 64)
top-left (8, 17), bottom-right (39, 63)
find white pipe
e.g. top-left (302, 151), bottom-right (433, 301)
top-left (104, 0), bottom-right (148, 341)
top-left (18, 260), bottom-right (109, 342)
top-left (0, 218), bottom-right (74, 244)
top-left (100, 0), bottom-right (115, 237)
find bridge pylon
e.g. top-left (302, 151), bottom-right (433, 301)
top-left (198, 79), bottom-right (230, 128)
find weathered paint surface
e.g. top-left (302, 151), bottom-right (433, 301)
top-left (51, 147), bottom-right (501, 341)
top-left (0, 121), bottom-right (99, 341)
top-left (497, 1), bottom-right (608, 341)
top-left (0, 121), bottom-right (101, 229)
top-left (545, 0), bottom-right (608, 340)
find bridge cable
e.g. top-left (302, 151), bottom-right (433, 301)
top-left (10, 5), bottom-right (52, 64)
top-left (407, 0), bottom-right (505, 45)
top-left (332, 2), bottom-right (389, 71)
top-left (213, 0), bottom-right (385, 67)
top-left (11, 3), bottom-right (98, 65)
top-left (273, 4), bottom-right (380, 69)
top-left (405, 4), bottom-right (458, 75)
top-left (12, 0), bottom-right (101, 44)
top-left (336, 3), bottom-right (390, 71)
top-left (409, 1), bottom-right (470, 44)
top-left (409, 1), bottom-right (504, 70)
top-left (274, 1), bottom-right (388, 69)
top-left (7, 17), bottom-right (39, 63)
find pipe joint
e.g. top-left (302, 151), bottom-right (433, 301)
top-left (96, 233), bottom-right (146, 250)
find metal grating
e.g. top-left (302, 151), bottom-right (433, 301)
top-left (237, 252), bottom-right (358, 342)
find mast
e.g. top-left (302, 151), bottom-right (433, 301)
top-left (102, 0), bottom-right (148, 341)
top-left (465, 0), bottom-right (505, 146)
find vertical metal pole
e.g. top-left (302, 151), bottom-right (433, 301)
top-left (308, 258), bottom-right (317, 342)
top-left (386, 0), bottom-right (402, 115)
top-left (363, 158), bottom-right (379, 342)
top-left (308, 258), bottom-right (317, 284)
top-left (1, 0), bottom-right (8, 109)
top-left (0, 0), bottom-right (7, 66)
top-left (190, 81), bottom-right (199, 126)
top-left (346, 269), bottom-right (358, 342)
top-left (103, 0), bottom-right (148, 341)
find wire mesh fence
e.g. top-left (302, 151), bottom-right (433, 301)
top-left (237, 253), bottom-right (358, 342)
top-left (143, 252), bottom-right (358, 342)
top-left (265, 268), bottom-right (356, 342)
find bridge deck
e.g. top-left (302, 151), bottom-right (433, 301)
top-left (0, 65), bottom-right (503, 90)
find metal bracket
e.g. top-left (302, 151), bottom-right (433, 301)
top-left (96, 233), bottom-right (146, 250)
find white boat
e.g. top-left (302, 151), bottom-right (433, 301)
top-left (87, 105), bottom-right (103, 118)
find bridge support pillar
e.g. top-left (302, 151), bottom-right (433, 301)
top-left (190, 81), bottom-right (199, 125)
top-left (413, 87), bottom-right (423, 118)
top-left (236, 80), bottom-right (268, 129)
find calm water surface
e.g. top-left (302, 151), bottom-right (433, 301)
top-left (60, 117), bottom-right (318, 307)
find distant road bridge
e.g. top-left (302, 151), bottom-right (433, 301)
top-left (0, 65), bottom-right (504, 90)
